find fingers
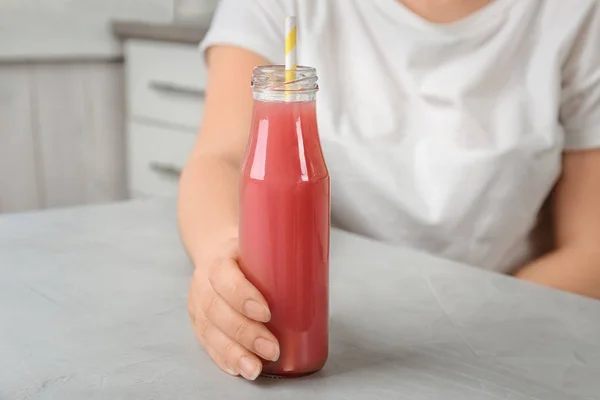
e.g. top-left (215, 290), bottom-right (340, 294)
top-left (201, 313), bottom-right (263, 381)
top-left (196, 325), bottom-right (239, 376)
top-left (201, 285), bottom-right (280, 362)
top-left (188, 286), bottom-right (238, 376)
top-left (189, 273), bottom-right (278, 381)
top-left (190, 290), bottom-right (262, 380)
top-left (208, 257), bottom-right (271, 323)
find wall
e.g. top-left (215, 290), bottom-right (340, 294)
top-left (0, 0), bottom-right (174, 60)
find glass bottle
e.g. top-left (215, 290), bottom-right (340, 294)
top-left (239, 65), bottom-right (330, 377)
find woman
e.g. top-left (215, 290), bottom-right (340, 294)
top-left (178, 0), bottom-right (600, 380)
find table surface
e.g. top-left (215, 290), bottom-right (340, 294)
top-left (1, 199), bottom-right (599, 400)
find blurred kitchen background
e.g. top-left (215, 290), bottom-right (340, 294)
top-left (0, 0), bottom-right (217, 214)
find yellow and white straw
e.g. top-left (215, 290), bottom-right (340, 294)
top-left (285, 16), bottom-right (297, 89)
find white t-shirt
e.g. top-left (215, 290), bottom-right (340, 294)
top-left (200, 0), bottom-right (600, 273)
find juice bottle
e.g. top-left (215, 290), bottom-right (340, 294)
top-left (239, 65), bottom-right (330, 377)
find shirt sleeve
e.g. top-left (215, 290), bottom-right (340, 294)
top-left (199, 0), bottom-right (289, 64)
top-left (561, 2), bottom-right (600, 151)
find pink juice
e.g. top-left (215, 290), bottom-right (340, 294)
top-left (239, 98), bottom-right (330, 377)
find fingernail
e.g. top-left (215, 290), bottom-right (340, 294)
top-left (239, 356), bottom-right (260, 381)
top-left (226, 367), bottom-right (237, 376)
top-left (253, 337), bottom-right (280, 362)
top-left (244, 300), bottom-right (271, 322)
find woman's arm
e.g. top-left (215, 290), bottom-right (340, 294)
top-left (517, 3), bottom-right (600, 298)
top-left (180, 47), bottom-right (283, 379)
top-left (515, 149), bottom-right (600, 299)
top-left (178, 46), bottom-right (269, 266)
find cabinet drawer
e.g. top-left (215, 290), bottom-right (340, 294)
top-left (127, 121), bottom-right (196, 198)
top-left (126, 40), bottom-right (206, 129)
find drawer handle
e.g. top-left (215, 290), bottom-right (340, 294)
top-left (149, 161), bottom-right (182, 178)
top-left (148, 80), bottom-right (206, 97)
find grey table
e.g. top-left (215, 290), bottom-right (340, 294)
top-left (1, 199), bottom-right (599, 400)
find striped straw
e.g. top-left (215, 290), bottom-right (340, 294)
top-left (285, 16), bottom-right (297, 92)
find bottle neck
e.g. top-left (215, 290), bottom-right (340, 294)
top-left (253, 91), bottom-right (316, 102)
top-left (251, 65), bottom-right (318, 103)
top-left (246, 96), bottom-right (325, 183)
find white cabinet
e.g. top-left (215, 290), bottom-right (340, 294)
top-left (0, 62), bottom-right (127, 214)
top-left (128, 121), bottom-right (196, 197)
top-left (124, 39), bottom-right (206, 198)
top-left (0, 38), bottom-right (205, 213)
top-left (126, 40), bottom-right (207, 128)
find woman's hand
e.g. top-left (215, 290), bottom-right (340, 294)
top-left (187, 238), bottom-right (280, 380)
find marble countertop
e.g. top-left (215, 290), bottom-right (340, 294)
top-left (1, 199), bottom-right (599, 399)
